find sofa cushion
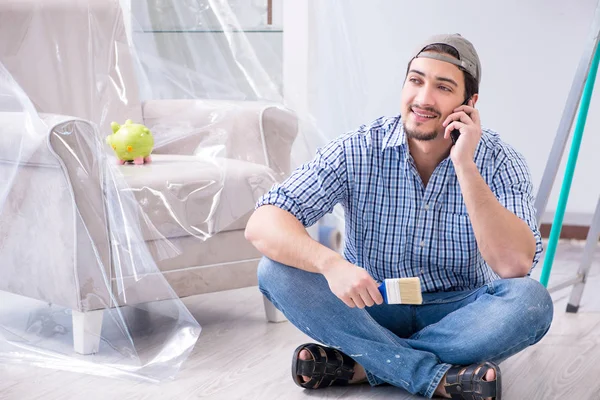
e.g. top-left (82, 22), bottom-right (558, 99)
top-left (117, 154), bottom-right (278, 241)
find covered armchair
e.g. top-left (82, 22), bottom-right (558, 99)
top-left (0, 0), bottom-right (296, 355)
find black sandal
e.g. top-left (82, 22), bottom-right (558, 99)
top-left (291, 343), bottom-right (356, 389)
top-left (444, 361), bottom-right (501, 399)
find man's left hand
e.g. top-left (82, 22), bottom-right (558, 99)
top-left (442, 99), bottom-right (481, 167)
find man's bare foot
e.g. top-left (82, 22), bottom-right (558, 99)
top-left (434, 365), bottom-right (496, 399)
top-left (298, 349), bottom-right (367, 384)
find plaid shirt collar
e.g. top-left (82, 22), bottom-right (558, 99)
top-left (381, 115), bottom-right (407, 151)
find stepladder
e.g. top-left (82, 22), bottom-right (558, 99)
top-left (534, 0), bottom-right (600, 312)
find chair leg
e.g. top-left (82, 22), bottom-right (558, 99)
top-left (72, 309), bottom-right (104, 355)
top-left (262, 295), bottom-right (287, 323)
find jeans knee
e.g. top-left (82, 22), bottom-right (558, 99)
top-left (511, 278), bottom-right (554, 333)
top-left (257, 256), bottom-right (276, 292)
top-left (257, 256), bottom-right (292, 295)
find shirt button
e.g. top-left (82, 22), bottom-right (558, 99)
top-left (420, 240), bottom-right (425, 247)
top-left (424, 204), bottom-right (430, 210)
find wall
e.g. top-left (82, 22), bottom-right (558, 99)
top-left (293, 0), bottom-right (600, 224)
top-left (126, 1), bottom-right (600, 224)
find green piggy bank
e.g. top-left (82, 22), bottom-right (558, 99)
top-left (106, 120), bottom-right (154, 165)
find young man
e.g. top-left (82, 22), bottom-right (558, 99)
top-left (245, 34), bottom-right (553, 399)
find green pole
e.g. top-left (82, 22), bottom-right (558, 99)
top-left (540, 42), bottom-right (600, 287)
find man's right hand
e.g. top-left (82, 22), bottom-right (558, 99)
top-left (246, 206), bottom-right (384, 308)
top-left (322, 259), bottom-right (384, 308)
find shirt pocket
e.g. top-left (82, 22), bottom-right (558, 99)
top-left (434, 212), bottom-right (480, 272)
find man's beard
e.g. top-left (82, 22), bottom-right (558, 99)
top-left (403, 122), bottom-right (439, 141)
top-left (403, 104), bottom-right (442, 141)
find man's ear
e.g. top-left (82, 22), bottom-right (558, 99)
top-left (470, 93), bottom-right (479, 107)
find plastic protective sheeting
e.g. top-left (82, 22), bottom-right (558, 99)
top-left (0, 0), bottom-right (300, 382)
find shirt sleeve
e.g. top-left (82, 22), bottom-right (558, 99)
top-left (490, 153), bottom-right (543, 273)
top-left (255, 138), bottom-right (348, 227)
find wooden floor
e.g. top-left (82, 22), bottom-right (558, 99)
top-left (1, 240), bottom-right (600, 400)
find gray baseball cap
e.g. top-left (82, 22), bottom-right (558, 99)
top-left (412, 33), bottom-right (481, 85)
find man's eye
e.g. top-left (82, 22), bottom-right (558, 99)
top-left (439, 86), bottom-right (452, 92)
top-left (410, 78), bottom-right (421, 84)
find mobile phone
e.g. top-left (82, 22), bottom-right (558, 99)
top-left (450, 98), bottom-right (471, 145)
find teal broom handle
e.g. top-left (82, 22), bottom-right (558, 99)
top-left (539, 42), bottom-right (600, 287)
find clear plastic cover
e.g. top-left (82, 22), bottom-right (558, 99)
top-left (0, 0), bottom-right (302, 381)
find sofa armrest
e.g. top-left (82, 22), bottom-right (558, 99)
top-left (0, 113), bottom-right (70, 167)
top-left (47, 117), bottom-right (113, 311)
top-left (47, 117), bottom-right (112, 295)
top-left (142, 99), bottom-right (299, 176)
top-left (0, 113), bottom-right (112, 312)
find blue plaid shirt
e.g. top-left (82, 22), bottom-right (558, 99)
top-left (256, 116), bottom-right (543, 292)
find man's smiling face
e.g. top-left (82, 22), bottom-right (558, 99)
top-left (400, 56), bottom-right (467, 141)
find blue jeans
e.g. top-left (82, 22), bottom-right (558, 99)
top-left (257, 257), bottom-right (554, 398)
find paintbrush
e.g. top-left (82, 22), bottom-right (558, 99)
top-left (377, 277), bottom-right (423, 305)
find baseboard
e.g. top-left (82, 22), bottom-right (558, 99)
top-left (539, 223), bottom-right (591, 240)
top-left (540, 211), bottom-right (596, 240)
